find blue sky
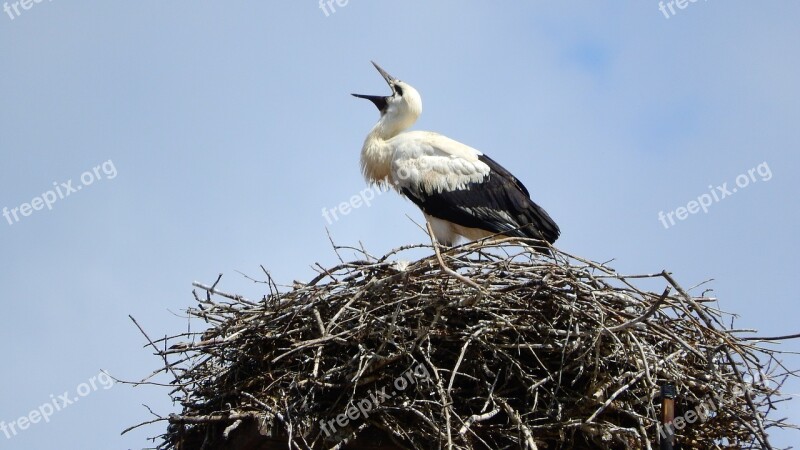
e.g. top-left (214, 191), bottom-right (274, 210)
top-left (1, 2), bottom-right (798, 448)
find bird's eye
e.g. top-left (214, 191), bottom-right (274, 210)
top-left (394, 85), bottom-right (404, 96)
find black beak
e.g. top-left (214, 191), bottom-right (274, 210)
top-left (351, 93), bottom-right (388, 112)
top-left (351, 61), bottom-right (396, 112)
top-left (370, 61), bottom-right (397, 87)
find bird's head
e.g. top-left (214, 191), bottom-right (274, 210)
top-left (352, 62), bottom-right (422, 137)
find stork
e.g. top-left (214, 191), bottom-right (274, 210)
top-left (353, 62), bottom-right (560, 250)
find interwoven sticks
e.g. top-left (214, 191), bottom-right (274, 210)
top-left (130, 240), bottom-right (794, 449)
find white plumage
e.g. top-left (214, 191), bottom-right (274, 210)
top-left (353, 62), bottom-right (559, 248)
top-left (391, 132), bottom-right (490, 192)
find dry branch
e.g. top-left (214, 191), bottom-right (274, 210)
top-left (129, 239), bottom-right (796, 449)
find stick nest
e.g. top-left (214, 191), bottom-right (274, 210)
top-left (134, 239), bottom-right (795, 449)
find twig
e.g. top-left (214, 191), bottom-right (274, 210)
top-left (425, 221), bottom-right (484, 295)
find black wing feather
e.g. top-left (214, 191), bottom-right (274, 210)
top-left (401, 154), bottom-right (560, 243)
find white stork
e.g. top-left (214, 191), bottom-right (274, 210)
top-left (353, 62), bottom-right (560, 249)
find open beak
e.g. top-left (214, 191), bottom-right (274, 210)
top-left (370, 61), bottom-right (396, 88)
top-left (352, 61), bottom-right (396, 112)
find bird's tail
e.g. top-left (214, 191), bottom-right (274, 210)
top-left (508, 202), bottom-right (560, 246)
top-left (491, 200), bottom-right (559, 255)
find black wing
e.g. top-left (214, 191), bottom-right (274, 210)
top-left (401, 154), bottom-right (560, 244)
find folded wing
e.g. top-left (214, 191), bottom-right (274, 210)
top-left (390, 132), bottom-right (560, 244)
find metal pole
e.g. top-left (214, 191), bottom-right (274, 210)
top-left (660, 384), bottom-right (676, 450)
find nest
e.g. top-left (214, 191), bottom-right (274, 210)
top-left (131, 239), bottom-right (795, 449)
